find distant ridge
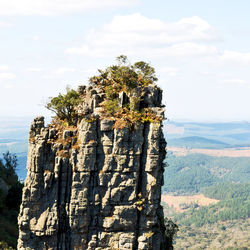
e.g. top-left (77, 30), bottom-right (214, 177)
top-left (168, 136), bottom-right (229, 149)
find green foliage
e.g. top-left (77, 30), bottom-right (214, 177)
top-left (174, 191), bottom-right (250, 228)
top-left (45, 56), bottom-right (161, 127)
top-left (202, 183), bottom-right (250, 200)
top-left (165, 183), bottom-right (250, 229)
top-left (6, 181), bottom-right (23, 210)
top-left (0, 152), bottom-right (18, 187)
top-left (0, 241), bottom-right (14, 250)
top-left (173, 219), bottom-right (250, 249)
top-left (116, 55), bottom-right (128, 64)
top-left (105, 84), bottom-right (118, 100)
top-left (164, 183), bottom-right (250, 249)
top-left (89, 55), bottom-right (158, 116)
top-left (46, 87), bottom-right (82, 125)
top-left (163, 154), bottom-right (218, 194)
top-left (104, 99), bottom-right (121, 115)
top-left (0, 152), bottom-right (23, 248)
top-left (133, 61), bottom-right (158, 84)
top-left (164, 218), bottom-right (179, 246)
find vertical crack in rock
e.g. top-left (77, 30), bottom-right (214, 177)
top-left (56, 158), bottom-right (63, 249)
top-left (134, 123), bottom-right (148, 250)
top-left (18, 83), bottom-right (170, 250)
top-left (57, 157), bottom-right (72, 249)
top-left (66, 160), bottom-right (72, 249)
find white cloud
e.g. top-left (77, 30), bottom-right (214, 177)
top-left (26, 67), bottom-right (42, 72)
top-left (0, 66), bottom-right (16, 80)
top-left (0, 0), bottom-right (137, 16)
top-left (0, 72), bottom-right (16, 79)
top-left (80, 68), bottom-right (97, 74)
top-left (158, 43), bottom-right (218, 57)
top-left (223, 79), bottom-right (248, 85)
top-left (220, 50), bottom-right (250, 64)
top-left (55, 67), bottom-right (77, 74)
top-left (0, 65), bottom-right (9, 71)
top-left (3, 83), bottom-right (14, 89)
top-left (32, 35), bottom-right (40, 41)
top-left (66, 13), bottom-right (219, 58)
top-left (159, 67), bottom-right (179, 76)
top-left (0, 21), bottom-right (12, 27)
top-left (66, 13), bottom-right (250, 69)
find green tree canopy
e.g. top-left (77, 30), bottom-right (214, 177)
top-left (0, 152), bottom-right (18, 187)
top-left (45, 56), bottom-right (159, 124)
top-left (46, 87), bottom-right (81, 125)
top-left (89, 55), bottom-right (158, 91)
top-left (0, 152), bottom-right (23, 248)
top-left (89, 55), bottom-right (159, 116)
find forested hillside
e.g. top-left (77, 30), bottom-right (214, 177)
top-left (0, 152), bottom-right (23, 249)
top-left (163, 159), bottom-right (250, 249)
top-left (163, 122), bottom-right (250, 249)
top-left (163, 154), bottom-right (250, 194)
top-left (163, 183), bottom-right (250, 249)
top-left (173, 183), bottom-right (250, 226)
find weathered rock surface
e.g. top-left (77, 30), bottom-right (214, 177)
top-left (18, 84), bottom-right (169, 249)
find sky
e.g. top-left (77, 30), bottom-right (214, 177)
top-left (0, 0), bottom-right (250, 122)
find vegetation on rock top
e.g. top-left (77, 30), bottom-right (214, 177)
top-left (89, 55), bottom-right (158, 91)
top-left (46, 56), bottom-right (163, 129)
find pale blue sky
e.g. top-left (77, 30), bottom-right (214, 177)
top-left (0, 0), bottom-right (250, 121)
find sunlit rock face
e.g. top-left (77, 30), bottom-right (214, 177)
top-left (18, 84), bottom-right (169, 250)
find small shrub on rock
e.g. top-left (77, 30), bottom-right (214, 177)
top-left (46, 87), bottom-right (82, 125)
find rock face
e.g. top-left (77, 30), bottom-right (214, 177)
top-left (18, 84), bottom-right (168, 249)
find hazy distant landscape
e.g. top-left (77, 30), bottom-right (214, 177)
top-left (0, 118), bottom-right (250, 249)
top-left (0, 117), bottom-right (34, 180)
top-left (163, 121), bottom-right (250, 249)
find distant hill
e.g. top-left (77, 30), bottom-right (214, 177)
top-left (165, 120), bottom-right (250, 145)
top-left (0, 140), bottom-right (27, 153)
top-left (168, 136), bottom-right (229, 149)
top-left (225, 132), bottom-right (250, 141)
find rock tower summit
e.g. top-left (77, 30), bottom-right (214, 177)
top-left (18, 58), bottom-right (170, 249)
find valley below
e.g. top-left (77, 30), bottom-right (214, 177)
top-left (162, 194), bottom-right (219, 213)
top-left (162, 121), bottom-right (250, 250)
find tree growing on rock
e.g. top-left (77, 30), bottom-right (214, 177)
top-left (46, 87), bottom-right (82, 125)
top-left (90, 55), bottom-right (158, 91)
top-left (45, 56), bottom-right (161, 127)
top-left (89, 55), bottom-right (159, 115)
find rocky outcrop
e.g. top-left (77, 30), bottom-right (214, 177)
top-left (18, 84), bottom-right (168, 249)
